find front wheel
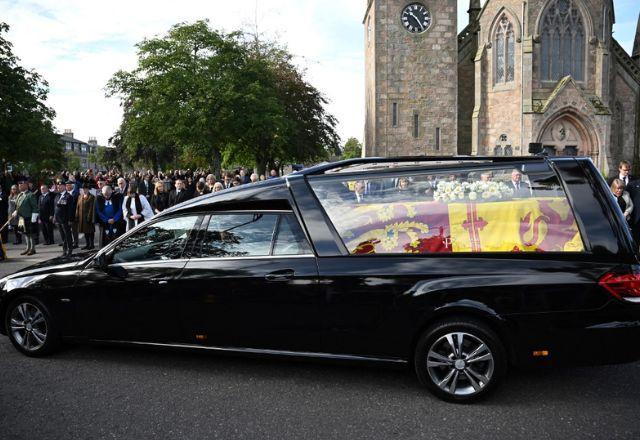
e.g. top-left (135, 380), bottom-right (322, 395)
top-left (5, 296), bottom-right (60, 357)
top-left (414, 319), bottom-right (507, 403)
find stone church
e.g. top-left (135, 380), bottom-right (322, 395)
top-left (364, 0), bottom-right (640, 175)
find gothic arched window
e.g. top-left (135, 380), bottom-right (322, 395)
top-left (540, 0), bottom-right (585, 82)
top-left (495, 14), bottom-right (515, 84)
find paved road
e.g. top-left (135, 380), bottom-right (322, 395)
top-left (0, 241), bottom-right (639, 439)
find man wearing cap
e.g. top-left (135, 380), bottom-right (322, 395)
top-left (12, 178), bottom-right (39, 256)
top-left (54, 180), bottom-right (75, 256)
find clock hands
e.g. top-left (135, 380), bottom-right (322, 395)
top-left (408, 12), bottom-right (425, 31)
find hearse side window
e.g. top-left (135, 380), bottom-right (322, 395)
top-left (197, 213), bottom-right (313, 258)
top-left (309, 164), bottom-right (585, 255)
top-left (200, 213), bottom-right (278, 258)
top-left (112, 215), bottom-right (200, 264)
top-left (273, 214), bottom-right (313, 256)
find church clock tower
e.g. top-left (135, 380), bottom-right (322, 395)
top-left (364, 0), bottom-right (458, 157)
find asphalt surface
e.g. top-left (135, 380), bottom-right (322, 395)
top-left (1, 240), bottom-right (640, 439)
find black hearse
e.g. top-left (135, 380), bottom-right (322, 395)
top-left (2, 156), bottom-right (639, 402)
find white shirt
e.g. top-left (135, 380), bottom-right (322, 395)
top-left (122, 194), bottom-right (154, 230)
top-left (619, 174), bottom-right (630, 186)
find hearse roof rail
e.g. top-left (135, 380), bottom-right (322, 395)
top-left (300, 156), bottom-right (553, 176)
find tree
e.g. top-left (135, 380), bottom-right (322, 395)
top-left (223, 38), bottom-right (340, 175)
top-left (0, 22), bottom-right (62, 174)
top-left (106, 21), bottom-right (340, 175)
top-left (63, 152), bottom-right (81, 171)
top-left (106, 21), bottom-right (249, 175)
top-left (342, 137), bottom-right (363, 160)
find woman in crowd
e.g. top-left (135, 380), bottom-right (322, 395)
top-left (7, 185), bottom-right (21, 245)
top-left (76, 182), bottom-right (96, 250)
top-left (151, 181), bottom-right (169, 215)
top-left (212, 182), bottom-right (224, 193)
top-left (123, 183), bottom-right (154, 231)
top-left (611, 179), bottom-right (634, 223)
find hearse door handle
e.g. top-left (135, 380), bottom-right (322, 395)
top-left (151, 278), bottom-right (171, 285)
top-left (265, 270), bottom-right (295, 282)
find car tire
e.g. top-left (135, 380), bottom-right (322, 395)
top-left (414, 318), bottom-right (507, 403)
top-left (5, 295), bottom-right (60, 357)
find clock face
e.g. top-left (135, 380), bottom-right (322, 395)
top-left (401, 3), bottom-right (432, 34)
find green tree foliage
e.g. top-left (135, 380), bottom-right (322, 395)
top-left (0, 22), bottom-right (62, 174)
top-left (341, 137), bottom-right (363, 160)
top-left (64, 151), bottom-right (81, 171)
top-left (106, 21), bottom-right (339, 174)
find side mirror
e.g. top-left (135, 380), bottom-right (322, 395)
top-left (95, 251), bottom-right (113, 270)
top-left (106, 264), bottom-right (128, 279)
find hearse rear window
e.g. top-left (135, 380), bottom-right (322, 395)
top-left (309, 164), bottom-right (585, 255)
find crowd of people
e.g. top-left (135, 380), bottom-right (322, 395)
top-left (1, 160), bottom-right (638, 260)
top-left (0, 167), bottom-right (281, 258)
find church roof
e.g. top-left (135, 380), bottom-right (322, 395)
top-left (633, 12), bottom-right (640, 60)
top-left (613, 38), bottom-right (640, 84)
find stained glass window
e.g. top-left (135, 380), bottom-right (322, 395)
top-left (540, 0), bottom-right (585, 81)
top-left (495, 15), bottom-right (515, 84)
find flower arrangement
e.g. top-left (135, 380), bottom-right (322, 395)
top-left (433, 180), bottom-right (514, 203)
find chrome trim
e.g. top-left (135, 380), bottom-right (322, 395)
top-left (209, 210), bottom-right (294, 214)
top-left (187, 254), bottom-right (316, 263)
top-left (92, 340), bottom-right (408, 364)
top-left (112, 254), bottom-right (316, 268)
top-left (114, 260), bottom-right (191, 268)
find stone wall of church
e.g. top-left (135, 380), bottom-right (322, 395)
top-left (364, 1), bottom-right (377, 156)
top-left (364, 0), bottom-right (458, 157)
top-left (612, 65), bottom-right (639, 165)
top-left (475, 1), bottom-right (525, 155)
top-left (458, 31), bottom-right (476, 155)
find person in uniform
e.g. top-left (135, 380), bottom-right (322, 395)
top-left (13, 178), bottom-right (39, 256)
top-left (38, 184), bottom-right (56, 245)
top-left (54, 180), bottom-right (75, 256)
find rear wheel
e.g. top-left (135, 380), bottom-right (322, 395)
top-left (414, 319), bottom-right (506, 403)
top-left (5, 296), bottom-right (60, 357)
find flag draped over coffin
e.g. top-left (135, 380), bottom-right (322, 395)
top-left (330, 198), bottom-right (584, 255)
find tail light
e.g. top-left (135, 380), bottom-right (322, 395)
top-left (599, 271), bottom-right (640, 303)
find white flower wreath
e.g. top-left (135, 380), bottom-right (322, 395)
top-left (433, 180), bottom-right (514, 203)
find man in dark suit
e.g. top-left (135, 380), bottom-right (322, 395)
top-left (608, 160), bottom-right (634, 187)
top-left (38, 184), bottom-right (56, 245)
top-left (510, 169), bottom-right (532, 198)
top-left (219, 172), bottom-right (234, 190)
top-left (54, 181), bottom-right (75, 256)
top-left (168, 179), bottom-right (191, 207)
top-left (139, 175), bottom-right (153, 197)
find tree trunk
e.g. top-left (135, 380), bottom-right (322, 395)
top-left (212, 148), bottom-right (222, 178)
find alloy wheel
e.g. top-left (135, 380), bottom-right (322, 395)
top-left (9, 302), bottom-right (48, 352)
top-left (426, 332), bottom-right (495, 397)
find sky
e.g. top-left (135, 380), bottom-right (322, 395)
top-left (2, 0), bottom-right (640, 147)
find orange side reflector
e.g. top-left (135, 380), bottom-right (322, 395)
top-left (195, 334), bottom-right (208, 341)
top-left (533, 350), bottom-right (550, 357)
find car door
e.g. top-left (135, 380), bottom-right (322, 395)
top-left (178, 211), bottom-right (322, 352)
top-left (78, 214), bottom-right (203, 343)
